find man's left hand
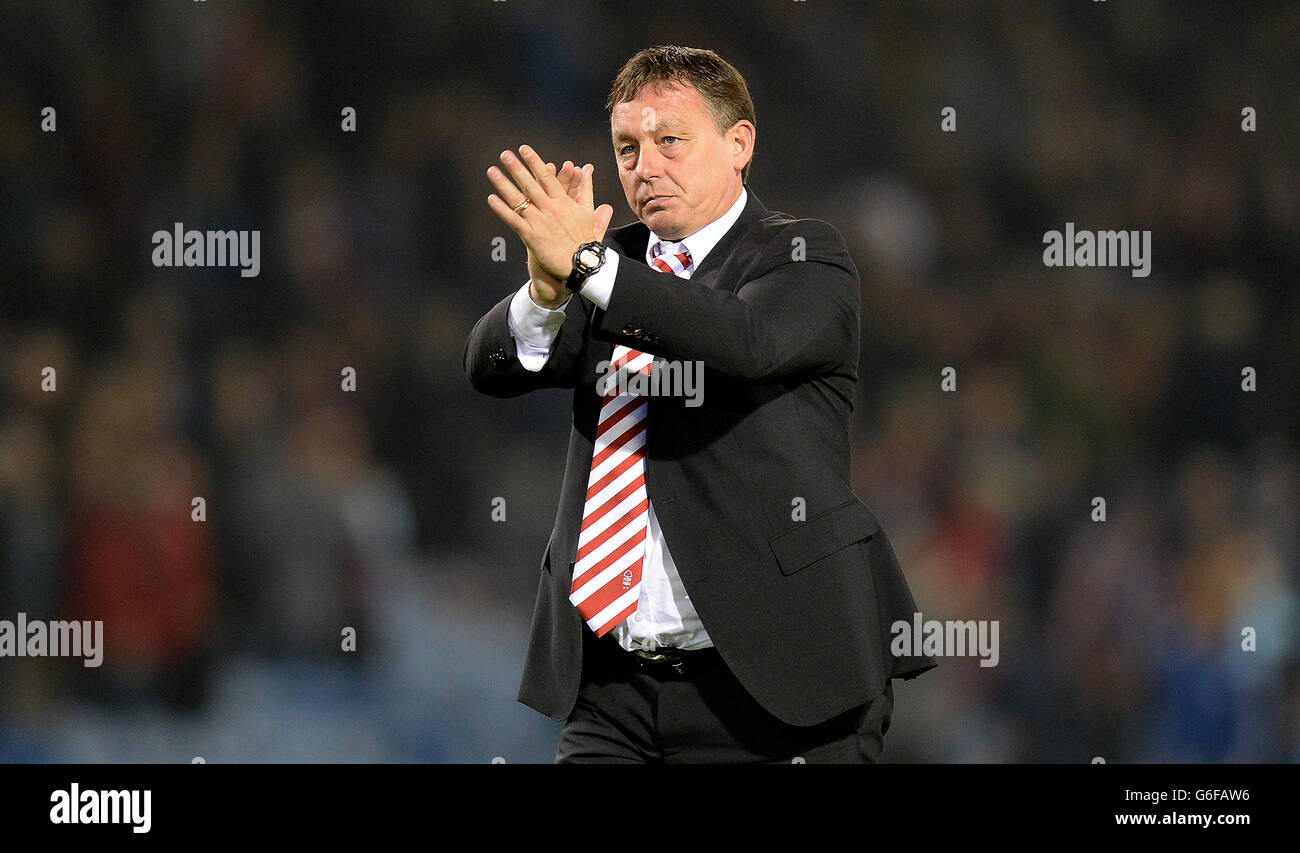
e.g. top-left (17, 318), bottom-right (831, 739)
top-left (487, 145), bottom-right (614, 282)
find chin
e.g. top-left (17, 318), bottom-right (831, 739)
top-left (642, 211), bottom-right (682, 238)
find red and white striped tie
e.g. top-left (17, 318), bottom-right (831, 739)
top-left (569, 240), bottom-right (694, 636)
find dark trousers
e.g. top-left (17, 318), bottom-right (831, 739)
top-left (556, 630), bottom-right (894, 764)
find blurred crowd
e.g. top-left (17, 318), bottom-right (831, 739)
top-left (0, 0), bottom-right (1296, 761)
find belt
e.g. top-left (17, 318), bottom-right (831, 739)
top-left (629, 646), bottom-right (719, 678)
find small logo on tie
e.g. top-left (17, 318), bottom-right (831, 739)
top-left (622, 569), bottom-right (635, 588)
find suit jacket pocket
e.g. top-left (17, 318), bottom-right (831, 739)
top-left (769, 498), bottom-right (880, 576)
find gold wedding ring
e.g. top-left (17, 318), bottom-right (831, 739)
top-left (513, 197), bottom-right (531, 213)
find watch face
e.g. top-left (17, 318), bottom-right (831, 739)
top-left (579, 248), bottom-right (601, 269)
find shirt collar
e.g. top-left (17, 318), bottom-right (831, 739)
top-left (645, 186), bottom-right (748, 272)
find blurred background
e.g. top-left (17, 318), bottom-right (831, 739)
top-left (0, 0), bottom-right (1297, 762)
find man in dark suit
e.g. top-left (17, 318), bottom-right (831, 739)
top-left (466, 45), bottom-right (935, 763)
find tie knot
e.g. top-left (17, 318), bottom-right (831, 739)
top-left (650, 240), bottom-right (693, 277)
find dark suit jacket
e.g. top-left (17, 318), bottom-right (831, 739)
top-left (464, 188), bottom-right (936, 727)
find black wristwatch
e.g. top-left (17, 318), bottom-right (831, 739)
top-left (565, 241), bottom-right (606, 293)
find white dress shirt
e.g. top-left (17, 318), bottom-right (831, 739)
top-left (506, 187), bottom-right (749, 651)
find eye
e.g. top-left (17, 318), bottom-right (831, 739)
top-left (662, 136), bottom-right (680, 145)
top-left (618, 144), bottom-right (636, 156)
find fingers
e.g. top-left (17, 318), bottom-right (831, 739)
top-left (486, 147), bottom-right (593, 238)
top-left (514, 145), bottom-right (563, 199)
top-left (552, 160), bottom-right (573, 196)
top-left (550, 160), bottom-right (589, 206)
top-left (578, 163), bottom-right (595, 210)
top-left (486, 193), bottom-right (529, 234)
top-left (486, 164), bottom-right (529, 210)
top-left (557, 161), bottom-right (581, 201)
top-left (493, 148), bottom-right (546, 208)
top-left (488, 150), bottom-right (564, 214)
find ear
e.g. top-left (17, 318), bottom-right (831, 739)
top-left (728, 120), bottom-right (755, 175)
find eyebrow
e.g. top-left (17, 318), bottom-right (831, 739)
top-left (612, 117), bottom-right (690, 144)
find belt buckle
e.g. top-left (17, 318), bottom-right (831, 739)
top-left (634, 648), bottom-right (687, 676)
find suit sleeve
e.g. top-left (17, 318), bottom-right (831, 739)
top-left (464, 288), bottom-right (590, 397)
top-left (594, 220), bottom-right (860, 382)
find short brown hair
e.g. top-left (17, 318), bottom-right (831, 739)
top-left (606, 45), bottom-right (756, 184)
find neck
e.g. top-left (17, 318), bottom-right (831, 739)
top-left (704, 183), bottom-right (744, 229)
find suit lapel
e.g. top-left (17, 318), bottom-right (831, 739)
top-left (689, 188), bottom-right (768, 286)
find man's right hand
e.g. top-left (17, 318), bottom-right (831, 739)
top-left (527, 160), bottom-right (608, 309)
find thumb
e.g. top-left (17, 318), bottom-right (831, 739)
top-left (593, 204), bottom-right (614, 241)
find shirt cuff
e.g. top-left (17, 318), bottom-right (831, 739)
top-left (576, 250), bottom-right (619, 310)
top-left (508, 281), bottom-right (569, 372)
top-left (508, 280), bottom-right (569, 347)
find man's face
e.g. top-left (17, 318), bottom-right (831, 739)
top-left (610, 82), bottom-right (752, 241)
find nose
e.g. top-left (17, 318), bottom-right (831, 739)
top-left (634, 145), bottom-right (662, 183)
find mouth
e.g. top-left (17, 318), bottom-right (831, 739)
top-left (642, 195), bottom-right (672, 210)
